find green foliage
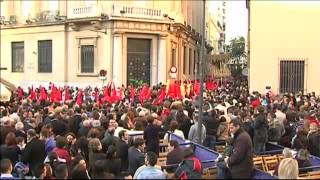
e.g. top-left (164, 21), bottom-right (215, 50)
top-left (129, 79), bottom-right (144, 87)
top-left (228, 36), bottom-right (246, 60)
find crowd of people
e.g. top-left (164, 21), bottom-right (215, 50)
top-left (0, 78), bottom-right (319, 179)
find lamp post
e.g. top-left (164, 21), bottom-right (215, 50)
top-left (197, 0), bottom-right (206, 144)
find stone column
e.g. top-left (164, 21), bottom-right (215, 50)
top-left (158, 34), bottom-right (167, 84)
top-left (112, 31), bottom-right (124, 86)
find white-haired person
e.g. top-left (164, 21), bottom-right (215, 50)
top-left (278, 158), bottom-right (299, 179)
top-left (273, 148), bottom-right (293, 176)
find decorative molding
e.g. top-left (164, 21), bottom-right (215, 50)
top-left (69, 22), bottom-right (79, 31)
top-left (91, 20), bottom-right (102, 30)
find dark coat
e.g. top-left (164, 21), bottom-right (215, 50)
top-left (50, 119), bottom-right (67, 136)
top-left (203, 112), bottom-right (219, 136)
top-left (21, 138), bottom-right (46, 175)
top-left (253, 113), bottom-right (269, 143)
top-left (128, 146), bottom-right (145, 176)
top-left (105, 158), bottom-right (121, 177)
top-left (15, 130), bottom-right (27, 143)
top-left (0, 145), bottom-right (21, 165)
top-left (308, 131), bottom-right (320, 157)
top-left (227, 128), bottom-right (254, 179)
top-left (0, 125), bottom-right (15, 145)
top-left (116, 139), bottom-right (129, 171)
top-left (77, 127), bottom-right (90, 138)
top-left (144, 123), bottom-right (161, 155)
top-left (68, 114), bottom-right (82, 135)
top-left (166, 147), bottom-right (183, 173)
top-left (88, 152), bottom-right (107, 172)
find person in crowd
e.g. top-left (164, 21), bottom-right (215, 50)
top-left (175, 109), bottom-right (191, 140)
top-left (144, 115), bottom-right (162, 155)
top-left (307, 123), bottom-right (320, 157)
top-left (174, 146), bottom-right (202, 179)
top-left (291, 126), bottom-right (308, 151)
top-left (0, 132), bottom-right (21, 166)
top-left (295, 149), bottom-right (312, 174)
top-left (134, 151), bottom-right (166, 179)
top-left (253, 106), bottom-right (269, 154)
top-left (216, 116), bottom-right (229, 142)
top-left (116, 130), bottom-right (129, 172)
top-left (278, 158), bottom-right (299, 179)
top-left (188, 111), bottom-right (206, 144)
top-left (128, 138), bottom-right (145, 176)
top-left (216, 137), bottom-right (234, 179)
top-left (68, 107), bottom-right (83, 136)
top-left (166, 140), bottom-right (183, 173)
top-left (91, 160), bottom-right (115, 179)
top-left (14, 122), bottom-right (27, 143)
top-left (21, 129), bottom-right (46, 177)
top-left (54, 164), bottom-right (68, 179)
top-left (268, 112), bottom-right (285, 144)
top-left (203, 107), bottom-right (220, 150)
top-left (51, 136), bottom-right (71, 168)
top-left (40, 127), bottom-right (56, 155)
top-left (77, 120), bottom-right (91, 138)
top-left (163, 120), bottom-right (185, 141)
top-left (71, 164), bottom-right (90, 179)
top-left (88, 138), bottom-right (106, 174)
top-left (105, 145), bottom-right (121, 177)
top-left (224, 119), bottom-right (254, 178)
top-left (273, 148), bottom-right (293, 176)
top-left (0, 159), bottom-right (14, 179)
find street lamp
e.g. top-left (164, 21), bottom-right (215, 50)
top-left (197, 0), bottom-right (206, 144)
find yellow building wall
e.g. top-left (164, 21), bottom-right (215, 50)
top-left (1, 25), bottom-right (67, 87)
top-left (249, 1), bottom-right (320, 94)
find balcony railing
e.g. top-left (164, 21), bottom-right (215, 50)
top-left (112, 4), bottom-right (165, 20)
top-left (68, 4), bottom-right (102, 19)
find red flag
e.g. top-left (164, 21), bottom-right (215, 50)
top-left (174, 82), bottom-right (183, 100)
top-left (194, 81), bottom-right (200, 95)
top-left (130, 86), bottom-right (135, 105)
top-left (55, 88), bottom-right (62, 103)
top-left (40, 87), bottom-right (47, 101)
top-left (76, 90), bottom-right (83, 105)
top-left (64, 87), bottom-right (71, 101)
top-left (18, 87), bottom-right (24, 99)
top-left (30, 86), bottom-right (36, 101)
top-left (110, 82), bottom-right (119, 103)
top-left (101, 87), bottom-right (110, 104)
top-left (153, 86), bottom-right (166, 105)
top-left (167, 82), bottom-right (175, 99)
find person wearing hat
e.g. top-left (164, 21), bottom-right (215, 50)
top-left (253, 106), bottom-right (269, 154)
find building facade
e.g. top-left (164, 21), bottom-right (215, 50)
top-left (248, 1), bottom-right (320, 94)
top-left (0, 0), bottom-right (221, 88)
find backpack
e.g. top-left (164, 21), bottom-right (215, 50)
top-left (176, 157), bottom-right (202, 179)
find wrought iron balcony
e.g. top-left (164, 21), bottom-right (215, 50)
top-left (112, 4), bottom-right (165, 20)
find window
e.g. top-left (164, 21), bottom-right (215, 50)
top-left (280, 60), bottom-right (305, 94)
top-left (11, 42), bottom-right (24, 72)
top-left (171, 48), bottom-right (176, 67)
top-left (38, 40), bottom-right (52, 72)
top-left (81, 45), bottom-right (94, 73)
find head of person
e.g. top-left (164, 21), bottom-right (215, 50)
top-left (168, 140), bottom-right (179, 152)
top-left (88, 138), bottom-right (102, 153)
top-left (66, 132), bottom-right (76, 145)
top-left (133, 138), bottom-right (145, 152)
top-left (0, 159), bottom-right (12, 175)
top-left (229, 118), bottom-right (242, 136)
top-left (54, 164), bottom-right (68, 180)
top-left (282, 148), bottom-right (293, 158)
top-left (278, 158), bottom-right (299, 179)
top-left (15, 122), bottom-right (24, 131)
top-left (71, 155), bottom-right (87, 170)
top-left (40, 127), bottom-right (50, 140)
top-left (118, 130), bottom-right (129, 142)
top-left (71, 164), bottom-right (89, 179)
top-left (169, 120), bottom-right (179, 132)
top-left (145, 151), bottom-right (158, 167)
top-left (146, 115), bottom-right (155, 124)
top-left (27, 129), bottom-right (37, 143)
top-left (55, 136), bottom-right (67, 149)
top-left (5, 132), bottom-right (17, 147)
